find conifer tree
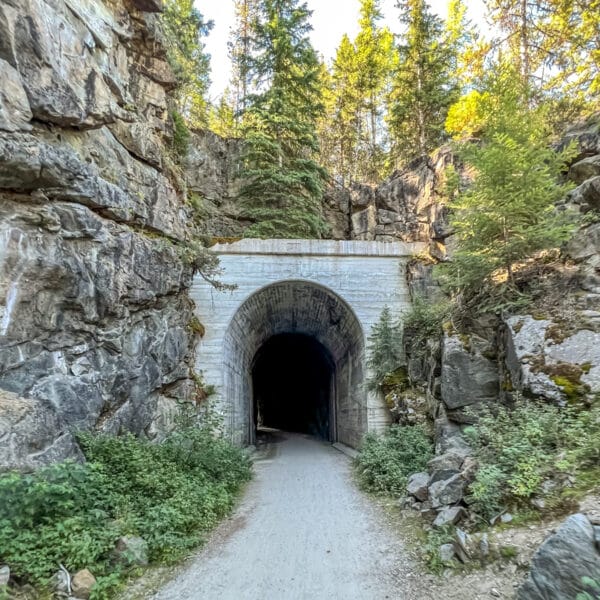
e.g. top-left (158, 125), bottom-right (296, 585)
top-left (484, 0), bottom-right (599, 111)
top-left (438, 63), bottom-right (577, 298)
top-left (238, 0), bottom-right (328, 239)
top-left (354, 0), bottom-right (396, 180)
top-left (208, 90), bottom-right (238, 138)
top-left (229, 0), bottom-right (260, 120)
top-left (162, 0), bottom-right (213, 128)
top-left (387, 0), bottom-right (458, 167)
top-left (367, 306), bottom-right (402, 391)
top-left (319, 36), bottom-right (362, 186)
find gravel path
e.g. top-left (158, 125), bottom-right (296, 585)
top-left (151, 432), bottom-right (408, 600)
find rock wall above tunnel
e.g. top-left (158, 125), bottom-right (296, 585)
top-left (0, 0), bottom-right (198, 470)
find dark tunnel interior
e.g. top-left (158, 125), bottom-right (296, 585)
top-left (252, 333), bottom-right (334, 440)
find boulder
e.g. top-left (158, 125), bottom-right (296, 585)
top-left (71, 569), bottom-right (96, 600)
top-left (566, 223), bottom-right (600, 261)
top-left (433, 506), bottom-right (466, 528)
top-left (429, 473), bottom-right (466, 508)
top-left (407, 472), bottom-right (429, 502)
top-left (427, 452), bottom-right (464, 474)
top-left (570, 155), bottom-right (600, 184)
top-left (518, 514), bottom-right (600, 600)
top-left (0, 565), bottom-right (9, 586)
top-left (569, 176), bottom-right (600, 211)
top-left (439, 543), bottom-right (455, 564)
top-left (440, 334), bottom-right (499, 411)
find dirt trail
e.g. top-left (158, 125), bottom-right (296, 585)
top-left (148, 433), bottom-right (522, 600)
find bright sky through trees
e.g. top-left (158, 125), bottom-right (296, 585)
top-left (200, 0), bottom-right (487, 99)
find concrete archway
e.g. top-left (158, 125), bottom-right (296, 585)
top-left (191, 239), bottom-right (423, 447)
top-left (223, 280), bottom-right (366, 447)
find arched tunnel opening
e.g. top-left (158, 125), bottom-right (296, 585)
top-left (222, 280), bottom-right (369, 448)
top-left (252, 333), bottom-right (335, 440)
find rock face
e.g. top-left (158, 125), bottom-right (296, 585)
top-left (325, 147), bottom-right (456, 251)
top-left (517, 514), bottom-right (600, 600)
top-left (0, 0), bottom-right (200, 470)
top-left (440, 334), bottom-right (499, 413)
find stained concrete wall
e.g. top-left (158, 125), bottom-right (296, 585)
top-left (191, 239), bottom-right (424, 447)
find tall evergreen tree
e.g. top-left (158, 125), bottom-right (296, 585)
top-left (387, 0), bottom-right (458, 167)
top-left (229, 0), bottom-right (260, 121)
top-left (354, 0), bottom-right (396, 180)
top-left (484, 0), bottom-right (599, 111)
top-left (438, 63), bottom-right (577, 298)
top-left (239, 0), bottom-right (328, 239)
top-left (162, 0), bottom-right (213, 128)
top-left (319, 35), bottom-right (362, 186)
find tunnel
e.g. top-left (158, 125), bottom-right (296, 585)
top-left (222, 280), bottom-right (367, 447)
top-left (252, 333), bottom-right (335, 440)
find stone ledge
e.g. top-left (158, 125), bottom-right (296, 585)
top-left (212, 238), bottom-right (427, 258)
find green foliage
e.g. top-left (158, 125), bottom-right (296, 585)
top-left (171, 111), bottom-right (191, 158)
top-left (578, 577), bottom-right (600, 600)
top-left (465, 399), bottom-right (600, 519)
top-left (366, 306), bottom-right (402, 391)
top-left (355, 424), bottom-right (434, 495)
top-left (386, 0), bottom-right (459, 166)
top-left (238, 0), bottom-right (328, 238)
top-left (423, 524), bottom-right (456, 574)
top-left (402, 295), bottom-right (452, 358)
top-left (0, 426), bottom-right (251, 594)
top-left (437, 63), bottom-right (578, 302)
top-left (162, 0), bottom-right (212, 128)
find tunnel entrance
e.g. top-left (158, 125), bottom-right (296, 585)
top-left (252, 333), bottom-right (335, 441)
top-left (221, 280), bottom-right (368, 448)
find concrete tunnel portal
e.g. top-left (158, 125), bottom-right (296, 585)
top-left (191, 239), bottom-right (421, 448)
top-left (224, 280), bottom-right (367, 446)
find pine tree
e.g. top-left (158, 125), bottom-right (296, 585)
top-left (208, 90), bottom-right (238, 138)
top-left (238, 0), bottom-right (328, 239)
top-left (229, 0), bottom-right (260, 121)
top-left (484, 0), bottom-right (599, 112)
top-left (354, 0), bottom-right (396, 180)
top-left (387, 0), bottom-right (458, 167)
top-left (438, 63), bottom-right (577, 298)
top-left (161, 0), bottom-right (213, 128)
top-left (319, 36), bottom-right (362, 186)
top-left (367, 306), bottom-right (402, 391)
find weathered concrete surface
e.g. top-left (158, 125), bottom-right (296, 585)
top-left (191, 239), bottom-right (425, 448)
top-left (151, 434), bottom-right (407, 600)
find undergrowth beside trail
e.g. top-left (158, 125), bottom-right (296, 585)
top-left (355, 424), bottom-right (434, 495)
top-left (0, 426), bottom-right (252, 599)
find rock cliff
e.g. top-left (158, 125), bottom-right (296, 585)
top-left (0, 0), bottom-right (198, 470)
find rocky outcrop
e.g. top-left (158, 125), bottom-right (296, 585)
top-left (325, 147), bottom-right (456, 251)
top-left (0, 0), bottom-right (200, 470)
top-left (517, 514), bottom-right (600, 600)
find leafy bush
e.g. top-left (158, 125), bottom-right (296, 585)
top-left (355, 424), bottom-right (434, 495)
top-left (0, 426), bottom-right (251, 598)
top-left (465, 399), bottom-right (600, 519)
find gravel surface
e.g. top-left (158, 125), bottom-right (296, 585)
top-left (151, 432), bottom-right (409, 600)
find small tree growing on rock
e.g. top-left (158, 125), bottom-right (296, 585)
top-left (366, 306), bottom-right (402, 391)
top-left (438, 62), bottom-right (577, 302)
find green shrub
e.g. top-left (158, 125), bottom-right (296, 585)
top-left (355, 424), bottom-right (434, 495)
top-left (0, 426), bottom-right (251, 596)
top-left (465, 399), bottom-right (600, 519)
top-left (402, 296), bottom-right (452, 358)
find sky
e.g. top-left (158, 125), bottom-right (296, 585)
top-left (199, 0), bottom-right (488, 100)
